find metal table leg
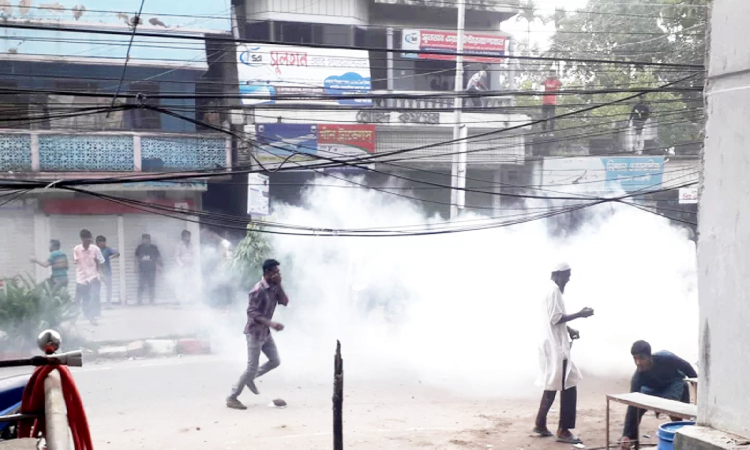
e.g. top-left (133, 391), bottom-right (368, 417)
top-left (606, 397), bottom-right (610, 450)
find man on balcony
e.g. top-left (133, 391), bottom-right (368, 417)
top-left (465, 64), bottom-right (490, 108)
top-left (542, 70), bottom-right (562, 132)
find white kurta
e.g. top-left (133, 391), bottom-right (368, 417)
top-left (537, 280), bottom-right (582, 391)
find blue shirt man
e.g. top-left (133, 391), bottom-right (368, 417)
top-left (621, 341), bottom-right (697, 448)
top-left (96, 235), bottom-right (120, 305)
top-left (30, 239), bottom-right (69, 290)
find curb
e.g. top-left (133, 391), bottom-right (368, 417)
top-left (94, 337), bottom-right (211, 359)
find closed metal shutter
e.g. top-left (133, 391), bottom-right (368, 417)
top-left (0, 211), bottom-right (35, 280)
top-left (48, 215), bottom-right (121, 302)
top-left (123, 214), bottom-right (188, 304)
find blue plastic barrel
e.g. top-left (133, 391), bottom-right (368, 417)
top-left (657, 421), bottom-right (695, 450)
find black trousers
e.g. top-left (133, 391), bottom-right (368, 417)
top-left (542, 104), bottom-right (556, 131)
top-left (138, 270), bottom-right (156, 304)
top-left (76, 280), bottom-right (101, 320)
top-left (535, 359), bottom-right (578, 430)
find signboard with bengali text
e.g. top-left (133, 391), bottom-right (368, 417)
top-left (253, 124), bottom-right (376, 164)
top-left (401, 29), bottom-right (508, 62)
top-left (238, 44), bottom-right (372, 106)
top-left (542, 156), bottom-right (665, 194)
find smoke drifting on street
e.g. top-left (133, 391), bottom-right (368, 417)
top-left (207, 177), bottom-right (698, 398)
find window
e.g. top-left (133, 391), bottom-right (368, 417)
top-left (245, 21), bottom-right (271, 41)
top-left (274, 22), bottom-right (321, 44)
top-left (0, 81), bottom-right (28, 129)
top-left (49, 81), bottom-right (124, 131)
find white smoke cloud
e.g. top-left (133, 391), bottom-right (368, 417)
top-left (210, 176), bottom-right (698, 398)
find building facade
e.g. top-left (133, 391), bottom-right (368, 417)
top-left (230, 0), bottom-right (530, 216)
top-left (0, 1), bottom-right (233, 304)
top-left (676, 0), bottom-right (750, 447)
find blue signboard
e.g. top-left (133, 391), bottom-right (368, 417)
top-left (603, 157), bottom-right (664, 192)
top-left (255, 124), bottom-right (319, 158)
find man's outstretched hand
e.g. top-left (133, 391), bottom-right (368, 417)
top-left (270, 322), bottom-right (285, 332)
top-left (578, 307), bottom-right (594, 318)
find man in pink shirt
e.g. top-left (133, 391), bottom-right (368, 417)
top-left (74, 229), bottom-right (105, 325)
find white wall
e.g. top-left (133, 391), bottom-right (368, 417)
top-left (697, 0), bottom-right (750, 439)
top-left (245, 0), bottom-right (368, 25)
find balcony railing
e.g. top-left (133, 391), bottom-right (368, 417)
top-left (371, 90), bottom-right (514, 111)
top-left (0, 130), bottom-right (230, 173)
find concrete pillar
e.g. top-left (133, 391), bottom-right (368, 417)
top-left (133, 135), bottom-right (142, 171)
top-left (117, 215), bottom-right (127, 304)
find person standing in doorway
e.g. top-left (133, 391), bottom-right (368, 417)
top-left (96, 235), bottom-right (120, 307)
top-left (30, 239), bottom-right (69, 291)
top-left (175, 230), bottom-right (195, 305)
top-left (465, 64), bottom-right (490, 108)
top-left (226, 259), bottom-right (289, 410)
top-left (542, 70), bottom-right (562, 132)
top-left (534, 262), bottom-right (594, 445)
top-left (135, 234), bottom-right (161, 305)
top-left (73, 229), bottom-right (105, 325)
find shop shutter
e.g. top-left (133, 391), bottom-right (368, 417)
top-left (0, 211), bottom-right (35, 280)
top-left (123, 214), bottom-right (189, 304)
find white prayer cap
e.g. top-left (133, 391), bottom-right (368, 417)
top-left (552, 262), bottom-right (571, 273)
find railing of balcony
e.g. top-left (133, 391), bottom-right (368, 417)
top-left (0, 130), bottom-right (230, 172)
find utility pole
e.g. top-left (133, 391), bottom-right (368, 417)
top-left (450, 0), bottom-right (467, 220)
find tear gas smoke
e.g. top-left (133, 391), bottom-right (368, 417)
top-left (207, 177), bottom-right (698, 398)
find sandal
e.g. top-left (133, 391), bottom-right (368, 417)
top-left (556, 434), bottom-right (583, 444)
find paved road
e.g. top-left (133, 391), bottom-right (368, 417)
top-left (1, 355), bottom-right (662, 450)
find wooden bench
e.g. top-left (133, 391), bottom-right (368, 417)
top-left (606, 392), bottom-right (697, 450)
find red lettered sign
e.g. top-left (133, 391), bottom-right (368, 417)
top-left (317, 124), bottom-right (376, 156)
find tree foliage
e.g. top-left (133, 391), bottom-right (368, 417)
top-left (228, 223), bottom-right (273, 289)
top-left (519, 0), bottom-right (707, 153)
top-left (0, 275), bottom-right (76, 351)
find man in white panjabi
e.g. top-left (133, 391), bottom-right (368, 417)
top-left (533, 262), bottom-right (595, 445)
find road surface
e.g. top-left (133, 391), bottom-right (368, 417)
top-left (1, 355), bottom-right (668, 450)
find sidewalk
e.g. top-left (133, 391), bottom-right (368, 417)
top-left (74, 304), bottom-right (213, 343)
top-left (66, 303), bottom-right (246, 358)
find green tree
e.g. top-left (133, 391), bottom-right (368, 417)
top-left (227, 223), bottom-right (272, 289)
top-left (515, 0), bottom-right (550, 55)
top-left (0, 275), bottom-right (76, 351)
top-left (537, 0), bottom-right (707, 152)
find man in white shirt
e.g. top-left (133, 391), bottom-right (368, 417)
top-left (533, 262), bottom-right (594, 445)
top-left (465, 64), bottom-right (490, 108)
top-left (74, 229), bottom-right (105, 325)
top-left (176, 230), bottom-right (196, 305)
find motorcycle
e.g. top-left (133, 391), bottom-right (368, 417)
top-left (0, 373), bottom-right (30, 439)
top-left (0, 330), bottom-right (84, 445)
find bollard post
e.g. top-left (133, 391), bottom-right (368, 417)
top-left (333, 340), bottom-right (343, 450)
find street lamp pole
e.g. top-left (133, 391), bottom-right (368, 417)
top-left (450, 0), bottom-right (467, 220)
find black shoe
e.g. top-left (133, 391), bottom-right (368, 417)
top-left (226, 398), bottom-right (247, 410)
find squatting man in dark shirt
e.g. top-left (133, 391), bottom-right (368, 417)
top-left (226, 259), bottom-right (289, 410)
top-left (620, 340), bottom-right (697, 449)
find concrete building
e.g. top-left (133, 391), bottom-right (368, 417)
top-left (230, 0), bottom-right (532, 216)
top-left (676, 0), bottom-right (750, 448)
top-left (0, 1), bottom-right (233, 304)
